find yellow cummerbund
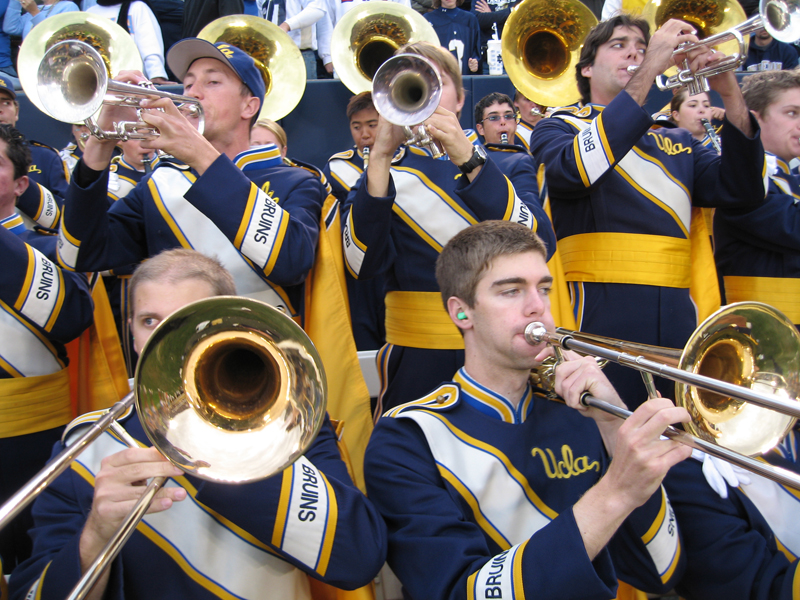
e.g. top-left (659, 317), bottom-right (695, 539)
top-left (385, 291), bottom-right (464, 350)
top-left (0, 368), bottom-right (72, 438)
top-left (559, 232), bottom-right (691, 288)
top-left (724, 276), bottom-right (800, 324)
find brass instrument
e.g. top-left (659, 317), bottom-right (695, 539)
top-left (331, 2), bottom-right (440, 94)
top-left (17, 11), bottom-right (143, 122)
top-left (372, 53), bottom-right (444, 158)
top-left (37, 40), bottom-right (204, 140)
top-left (701, 117), bottom-right (721, 152)
top-left (525, 302), bottom-right (800, 489)
top-left (0, 296), bottom-right (327, 600)
top-left (502, 0), bottom-right (598, 108)
top-left (198, 15), bottom-right (307, 121)
top-left (634, 0), bottom-right (800, 94)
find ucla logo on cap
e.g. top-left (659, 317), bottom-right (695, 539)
top-left (217, 44), bottom-right (235, 59)
top-left (0, 79), bottom-right (7, 89)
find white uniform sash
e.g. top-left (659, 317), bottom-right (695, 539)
top-left (558, 115), bottom-right (692, 234)
top-left (398, 410), bottom-right (554, 548)
top-left (151, 168), bottom-right (288, 311)
top-left (71, 430), bottom-right (312, 599)
top-left (329, 158), bottom-right (362, 192)
top-left (740, 472), bottom-right (800, 559)
top-left (0, 300), bottom-right (61, 377)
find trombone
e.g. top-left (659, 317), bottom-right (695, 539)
top-left (525, 302), bottom-right (800, 490)
top-left (0, 296), bottom-right (328, 600)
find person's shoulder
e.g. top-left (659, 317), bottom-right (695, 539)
top-left (29, 140), bottom-right (60, 156)
top-left (381, 382), bottom-right (462, 420)
top-left (62, 402), bottom-right (137, 447)
top-left (328, 148), bottom-right (356, 162)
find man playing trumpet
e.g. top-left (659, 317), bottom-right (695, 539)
top-left (530, 14), bottom-right (768, 410)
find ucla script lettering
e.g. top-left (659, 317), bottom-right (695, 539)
top-left (647, 132), bottom-right (692, 156)
top-left (531, 445), bottom-right (600, 479)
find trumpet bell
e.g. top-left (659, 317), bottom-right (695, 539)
top-left (502, 0), bottom-right (598, 108)
top-left (135, 296), bottom-right (327, 483)
top-left (372, 53), bottom-right (442, 126)
top-left (331, 2), bottom-right (440, 94)
top-left (762, 0), bottom-right (800, 41)
top-left (18, 11), bottom-right (142, 121)
top-left (679, 302), bottom-right (800, 456)
top-left (38, 40), bottom-right (108, 123)
top-left (198, 15), bottom-right (306, 121)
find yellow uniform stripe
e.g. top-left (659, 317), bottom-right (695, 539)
top-left (315, 475), bottom-right (338, 576)
top-left (14, 244), bottom-right (36, 311)
top-left (641, 488), bottom-right (667, 544)
top-left (44, 269), bottom-right (66, 332)
top-left (272, 468), bottom-right (293, 547)
top-left (234, 185), bottom-right (260, 248)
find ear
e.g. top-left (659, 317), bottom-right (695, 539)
top-left (242, 96), bottom-right (260, 122)
top-left (476, 122), bottom-right (485, 137)
top-left (581, 64), bottom-right (592, 79)
top-left (455, 92), bottom-right (465, 115)
top-left (14, 174), bottom-right (28, 199)
top-left (446, 296), bottom-right (472, 331)
top-left (751, 109), bottom-right (764, 126)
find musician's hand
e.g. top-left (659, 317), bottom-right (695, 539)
top-left (710, 106), bottom-right (726, 121)
top-left (647, 19), bottom-right (701, 72)
top-left (366, 115), bottom-right (405, 198)
top-left (599, 397), bottom-right (691, 508)
top-left (80, 447), bottom-right (185, 557)
top-left (82, 70), bottom-right (151, 171)
top-left (474, 0), bottom-right (491, 13)
top-left (698, 50), bottom-right (741, 98)
top-left (553, 353), bottom-right (625, 424)
top-left (138, 96), bottom-right (219, 174)
top-left (425, 106), bottom-right (481, 178)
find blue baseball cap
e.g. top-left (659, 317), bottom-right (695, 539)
top-left (0, 73), bottom-right (16, 100)
top-left (167, 39), bottom-right (266, 109)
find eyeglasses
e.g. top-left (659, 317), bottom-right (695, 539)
top-left (481, 112), bottom-right (519, 123)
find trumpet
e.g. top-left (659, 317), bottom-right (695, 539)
top-left (37, 40), bottom-right (204, 140)
top-left (525, 302), bottom-right (800, 490)
top-left (0, 296), bottom-right (328, 600)
top-left (372, 53), bottom-right (444, 158)
top-left (630, 0), bottom-right (800, 95)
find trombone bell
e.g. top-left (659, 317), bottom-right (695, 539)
top-left (136, 296), bottom-right (327, 483)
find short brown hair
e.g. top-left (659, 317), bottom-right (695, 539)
top-left (129, 249), bottom-right (236, 317)
top-left (742, 68), bottom-right (800, 116)
top-left (397, 41), bottom-right (464, 103)
top-left (436, 221), bottom-right (548, 309)
top-left (576, 14), bottom-right (650, 105)
top-left (347, 91), bottom-right (376, 121)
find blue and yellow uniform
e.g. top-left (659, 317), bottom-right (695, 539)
top-left (324, 147), bottom-right (387, 351)
top-left (364, 368), bottom-right (684, 600)
top-left (514, 120), bottom-right (533, 154)
top-left (15, 141), bottom-right (69, 231)
top-left (9, 410), bottom-right (387, 600)
top-left (485, 141), bottom-right (543, 206)
top-left (714, 154), bottom-right (800, 325)
top-left (341, 134), bottom-right (555, 414)
top-left (0, 217), bottom-right (93, 569)
top-left (58, 140), bottom-right (82, 176)
top-left (58, 143), bottom-right (325, 320)
top-left (664, 430), bottom-right (800, 600)
top-left (530, 91), bottom-right (768, 407)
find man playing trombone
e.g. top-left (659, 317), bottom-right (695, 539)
top-left (530, 14), bottom-right (769, 409)
top-left (364, 220), bottom-right (692, 599)
top-left (9, 248), bottom-right (388, 600)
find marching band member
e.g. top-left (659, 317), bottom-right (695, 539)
top-left (0, 74), bottom-right (68, 231)
top-left (341, 41), bottom-right (555, 415)
top-left (474, 91), bottom-right (542, 206)
top-left (512, 88), bottom-right (546, 152)
top-left (669, 88), bottom-right (725, 150)
top-left (0, 124), bottom-right (94, 569)
top-left (9, 248), bottom-right (387, 600)
top-left (59, 124), bottom-right (91, 177)
top-left (365, 220), bottom-right (691, 600)
top-left (715, 68), bottom-right (800, 326)
top-left (57, 39), bottom-right (327, 323)
top-left (530, 13), bottom-right (768, 408)
top-left (324, 91), bottom-right (387, 351)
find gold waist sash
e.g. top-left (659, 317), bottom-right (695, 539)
top-left (559, 232), bottom-right (691, 288)
top-left (385, 291), bottom-right (464, 350)
top-left (724, 276), bottom-right (800, 324)
top-left (0, 368), bottom-right (71, 438)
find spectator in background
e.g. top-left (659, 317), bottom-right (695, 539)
top-left (3, 0), bottom-right (78, 40)
top-left (424, 0), bottom-right (480, 74)
top-left (743, 27), bottom-right (798, 71)
top-left (87, 0), bottom-right (169, 83)
top-left (183, 0), bottom-right (244, 38)
top-left (471, 0), bottom-right (519, 73)
top-left (259, 0), bottom-right (329, 79)
top-left (0, 0), bottom-right (16, 87)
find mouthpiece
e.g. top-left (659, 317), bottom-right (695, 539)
top-left (500, 132), bottom-right (508, 144)
top-left (524, 322), bottom-right (548, 345)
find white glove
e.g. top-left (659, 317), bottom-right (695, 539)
top-left (691, 449), bottom-right (752, 498)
